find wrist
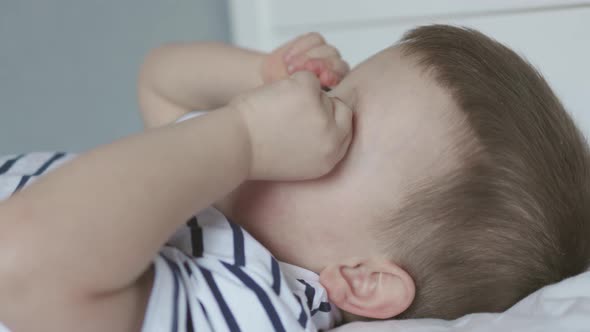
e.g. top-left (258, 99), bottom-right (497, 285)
top-left (259, 52), bottom-right (287, 84)
top-left (173, 104), bottom-right (253, 184)
top-left (253, 52), bottom-right (268, 86)
top-left (219, 104), bottom-right (255, 181)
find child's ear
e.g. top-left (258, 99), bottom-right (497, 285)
top-left (319, 258), bottom-right (415, 319)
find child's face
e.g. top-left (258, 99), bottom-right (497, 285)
top-left (219, 47), bottom-right (462, 272)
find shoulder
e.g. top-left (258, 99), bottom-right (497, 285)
top-left (149, 245), bottom-right (311, 332)
top-left (169, 206), bottom-right (277, 273)
top-left (149, 207), bottom-right (314, 331)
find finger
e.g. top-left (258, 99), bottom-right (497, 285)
top-left (290, 71), bottom-right (322, 91)
top-left (304, 59), bottom-right (341, 86)
top-left (303, 59), bottom-right (329, 77)
top-left (319, 92), bottom-right (335, 117)
top-left (319, 70), bottom-right (339, 87)
top-left (286, 53), bottom-right (310, 74)
top-left (332, 96), bottom-right (353, 140)
top-left (300, 57), bottom-right (348, 84)
top-left (289, 57), bottom-right (341, 87)
top-left (305, 44), bottom-right (340, 59)
top-left (334, 126), bottom-right (353, 164)
top-left (289, 55), bottom-right (341, 76)
top-left (329, 58), bottom-right (350, 77)
top-left (284, 32), bottom-right (325, 62)
top-left (331, 96), bottom-right (354, 164)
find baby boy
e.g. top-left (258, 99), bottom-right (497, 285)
top-left (1, 25), bottom-right (589, 332)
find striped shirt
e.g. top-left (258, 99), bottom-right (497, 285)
top-left (0, 152), bottom-right (74, 199)
top-left (0, 152), bottom-right (341, 331)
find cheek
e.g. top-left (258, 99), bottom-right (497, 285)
top-left (233, 178), bottom-right (345, 234)
top-left (233, 181), bottom-right (287, 224)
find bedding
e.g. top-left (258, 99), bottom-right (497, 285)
top-left (333, 270), bottom-right (590, 331)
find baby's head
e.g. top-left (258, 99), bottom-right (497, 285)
top-left (220, 25), bottom-right (590, 320)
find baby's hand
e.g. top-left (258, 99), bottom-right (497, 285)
top-left (232, 71), bottom-right (353, 180)
top-left (261, 32), bottom-right (350, 87)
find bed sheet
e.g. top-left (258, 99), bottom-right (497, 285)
top-left (333, 270), bottom-right (590, 332)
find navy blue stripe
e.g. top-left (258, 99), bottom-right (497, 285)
top-left (0, 154), bottom-right (24, 174)
top-left (297, 279), bottom-right (315, 310)
top-left (186, 298), bottom-right (194, 332)
top-left (162, 257), bottom-right (181, 332)
top-left (183, 261), bottom-right (193, 276)
top-left (187, 217), bottom-right (203, 257)
top-left (223, 262), bottom-right (285, 332)
top-left (271, 258), bottom-right (281, 295)
top-left (229, 221), bottom-right (245, 266)
top-left (293, 294), bottom-right (308, 328)
top-left (200, 267), bottom-right (241, 332)
top-left (33, 152), bottom-right (65, 176)
top-left (199, 300), bottom-right (214, 331)
top-left (311, 302), bottom-right (332, 316)
top-left (13, 175), bottom-right (31, 193)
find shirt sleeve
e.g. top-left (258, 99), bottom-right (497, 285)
top-left (0, 152), bottom-right (75, 201)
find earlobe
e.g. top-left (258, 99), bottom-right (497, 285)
top-left (319, 258), bottom-right (415, 319)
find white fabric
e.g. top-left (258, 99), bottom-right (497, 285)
top-left (142, 206), bottom-right (340, 332)
top-left (0, 152), bottom-right (74, 200)
top-left (176, 111), bottom-right (206, 122)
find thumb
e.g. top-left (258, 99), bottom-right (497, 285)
top-left (332, 96), bottom-right (353, 139)
top-left (331, 96), bottom-right (354, 162)
top-left (290, 71), bottom-right (322, 91)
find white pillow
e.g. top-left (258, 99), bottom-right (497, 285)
top-left (332, 270), bottom-right (590, 332)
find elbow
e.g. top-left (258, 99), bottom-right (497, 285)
top-left (139, 43), bottom-right (180, 87)
top-left (138, 47), bottom-right (163, 94)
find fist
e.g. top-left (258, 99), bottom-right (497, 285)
top-left (261, 32), bottom-right (350, 87)
top-left (232, 71), bottom-right (353, 181)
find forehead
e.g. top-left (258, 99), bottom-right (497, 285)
top-left (330, 47), bottom-right (464, 196)
top-left (336, 47), bottom-right (447, 112)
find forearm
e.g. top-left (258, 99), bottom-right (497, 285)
top-left (138, 42), bottom-right (264, 128)
top-left (0, 106), bottom-right (250, 295)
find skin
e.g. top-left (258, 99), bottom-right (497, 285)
top-left (0, 34), bottom-right (352, 331)
top-left (218, 45), bottom-right (463, 319)
top-left (0, 33), bottom-right (461, 330)
top-left (220, 47), bottom-right (463, 273)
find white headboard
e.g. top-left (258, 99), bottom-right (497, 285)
top-left (229, 0), bottom-right (590, 137)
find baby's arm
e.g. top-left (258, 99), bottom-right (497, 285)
top-left (138, 42), bottom-right (264, 128)
top-left (0, 107), bottom-right (251, 330)
top-left (139, 33), bottom-right (349, 128)
top-left (0, 72), bottom-right (352, 331)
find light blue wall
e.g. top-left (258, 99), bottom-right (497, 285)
top-left (0, 0), bottom-right (230, 153)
